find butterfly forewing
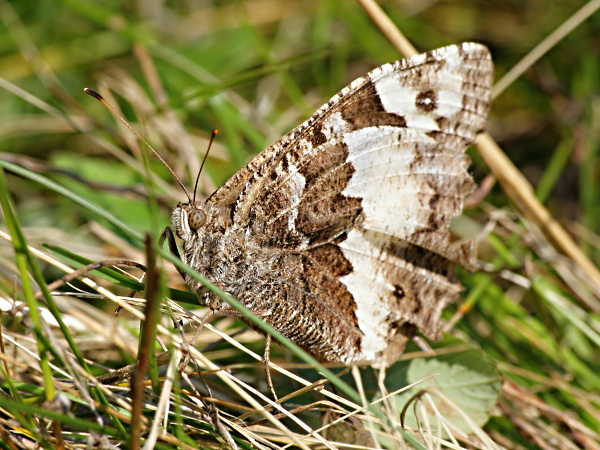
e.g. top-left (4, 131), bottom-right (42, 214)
top-left (173, 43), bottom-right (493, 366)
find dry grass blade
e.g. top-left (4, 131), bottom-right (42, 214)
top-left (493, 0), bottom-right (600, 97)
top-left (476, 133), bottom-right (600, 300)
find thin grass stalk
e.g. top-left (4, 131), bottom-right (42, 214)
top-left (0, 167), bottom-right (56, 401)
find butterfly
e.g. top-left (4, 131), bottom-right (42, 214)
top-left (168, 43), bottom-right (493, 368)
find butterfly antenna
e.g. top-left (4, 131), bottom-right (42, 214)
top-left (193, 129), bottom-right (218, 204)
top-left (84, 88), bottom-right (192, 203)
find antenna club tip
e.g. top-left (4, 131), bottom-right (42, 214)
top-left (212, 129), bottom-right (219, 135)
top-left (84, 88), bottom-right (102, 100)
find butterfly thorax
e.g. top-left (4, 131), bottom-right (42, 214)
top-left (172, 202), bottom-right (247, 306)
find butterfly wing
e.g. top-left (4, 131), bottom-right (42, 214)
top-left (197, 43), bottom-right (493, 366)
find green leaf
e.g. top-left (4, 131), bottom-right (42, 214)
top-left (382, 340), bottom-right (501, 435)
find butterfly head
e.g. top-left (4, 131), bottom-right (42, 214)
top-left (171, 202), bottom-right (207, 240)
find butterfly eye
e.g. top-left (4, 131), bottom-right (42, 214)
top-left (188, 208), bottom-right (207, 231)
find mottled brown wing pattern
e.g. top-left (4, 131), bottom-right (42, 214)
top-left (171, 43), bottom-right (493, 366)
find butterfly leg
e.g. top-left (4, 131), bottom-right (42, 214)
top-left (217, 308), bottom-right (278, 399)
top-left (160, 226), bottom-right (187, 281)
top-left (264, 334), bottom-right (278, 400)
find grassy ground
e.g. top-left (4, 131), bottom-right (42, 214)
top-left (0, 0), bottom-right (599, 448)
